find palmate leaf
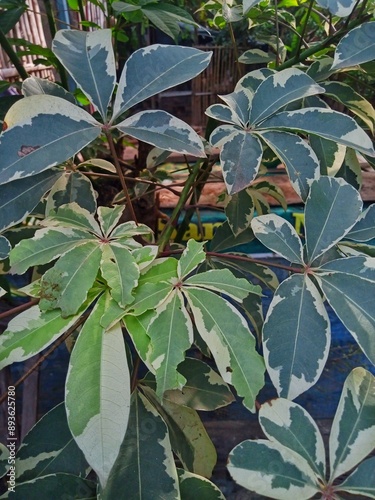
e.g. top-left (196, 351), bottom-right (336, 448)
top-left (15, 403), bottom-right (88, 483)
top-left (336, 148), bottom-right (362, 190)
top-left (251, 214), bottom-right (304, 265)
top-left (224, 189), bottom-right (255, 236)
top-left (102, 391), bottom-right (180, 499)
top-left (338, 456), bottom-right (375, 498)
top-left (0, 96), bottom-right (101, 185)
top-left (52, 29), bottom-right (116, 120)
top-left (0, 235), bottom-right (11, 260)
top-left (347, 204), bottom-right (375, 242)
top-left (142, 3), bottom-right (197, 42)
top-left (147, 290), bottom-right (193, 398)
top-left (22, 76), bottom-right (76, 104)
top-left (42, 202), bottom-right (101, 234)
top-left (0, 169), bottom-right (62, 232)
top-left (305, 176), bottom-right (362, 264)
top-left (227, 439), bottom-right (319, 499)
top-left (45, 172), bottom-right (97, 215)
top-left (259, 399), bottom-right (326, 479)
top-left (235, 68), bottom-right (275, 93)
top-left (116, 110), bottom-right (206, 157)
top-left (332, 22), bottom-right (375, 69)
top-left (205, 104), bottom-right (242, 126)
top-left (112, 44), bottom-right (212, 121)
top-left (208, 220), bottom-right (255, 253)
top-left (124, 311), bottom-right (155, 372)
top-left (186, 287), bottom-right (265, 412)
top-left (263, 274), bottom-right (330, 400)
top-left (177, 469), bottom-right (225, 500)
top-left (259, 108), bottom-right (375, 158)
top-left (178, 239), bottom-right (206, 278)
top-left (66, 296), bottom-right (131, 489)
top-left (329, 368), bottom-right (375, 482)
top-left (309, 135), bottom-right (346, 176)
top-left (315, 0), bottom-right (357, 16)
top-left (97, 205), bottom-right (124, 238)
top-left (219, 89), bottom-right (254, 126)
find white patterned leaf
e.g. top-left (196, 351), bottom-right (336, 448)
top-left (263, 274), bottom-right (330, 400)
top-left (178, 469), bottom-right (225, 499)
top-left (309, 135), bottom-right (346, 176)
top-left (347, 204), bottom-right (375, 242)
top-left (339, 456), bottom-right (375, 498)
top-left (97, 205), bottom-right (124, 238)
top-left (305, 176), bottom-right (362, 264)
top-left (113, 44), bottom-right (212, 119)
top-left (209, 124), bottom-right (238, 148)
top-left (260, 398), bottom-right (326, 479)
top-left (205, 103), bottom-right (242, 126)
top-left (228, 439), bottom-right (320, 500)
top-left (238, 48), bottom-right (276, 65)
top-left (251, 214), bottom-right (304, 264)
top-left (53, 29), bottom-right (116, 120)
top-left (249, 69), bottom-right (324, 125)
top-left (123, 311), bottom-right (154, 372)
top-left (66, 297), bottom-right (131, 488)
top-left (43, 202), bottom-right (101, 235)
top-left (219, 89), bottom-right (253, 126)
top-left (0, 235), bottom-right (11, 260)
top-left (0, 96), bottom-right (101, 185)
top-left (316, 0), bottom-right (357, 16)
top-left (332, 22), bottom-right (375, 69)
top-left (185, 287), bottom-right (265, 412)
top-left (224, 188), bottom-right (254, 236)
top-left (329, 368), bottom-right (375, 481)
top-left (178, 239), bottom-right (206, 279)
top-left (259, 108), bottom-right (375, 158)
top-left (258, 131), bottom-right (320, 201)
top-left (220, 130), bottom-right (263, 194)
top-left (319, 255), bottom-right (375, 282)
top-left (116, 110), bottom-right (205, 157)
top-left (45, 172), bottom-right (97, 215)
top-left (22, 76), bottom-right (76, 104)
top-left (235, 68), bottom-right (275, 93)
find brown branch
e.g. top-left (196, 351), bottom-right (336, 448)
top-left (0, 299), bottom-right (39, 323)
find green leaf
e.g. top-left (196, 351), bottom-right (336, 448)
top-left (52, 29), bottom-right (116, 120)
top-left (10, 226), bottom-right (94, 275)
top-left (0, 305), bottom-right (82, 370)
top-left (43, 202), bottom-right (101, 234)
top-left (258, 131), bottom-right (320, 201)
top-left (66, 297), bottom-right (131, 488)
top-left (332, 22), bottom-right (375, 69)
top-left (309, 135), bottom-right (346, 176)
top-left (97, 205), bottom-right (124, 238)
top-left (336, 148), bottom-right (362, 190)
top-left (0, 96), bottom-right (101, 185)
top-left (224, 189), bottom-right (255, 236)
top-left (15, 403), bottom-right (88, 482)
top-left (143, 3), bottom-right (197, 42)
top-left (148, 291), bottom-right (193, 397)
top-left (259, 108), bottom-right (375, 158)
top-left (0, 235), bottom-right (11, 260)
top-left (338, 456), bottom-right (375, 498)
top-left (259, 398), bottom-right (326, 479)
top-left (238, 48), bottom-right (276, 64)
top-left (39, 241), bottom-right (102, 316)
top-left (214, 256), bottom-right (279, 290)
top-left (208, 221), bottom-right (255, 253)
top-left (0, 169), bottom-right (62, 232)
top-left (185, 268), bottom-right (261, 301)
top-left (100, 243), bottom-right (139, 307)
top-left (251, 214), bottom-right (304, 264)
top-left (315, 0), bottom-right (357, 16)
top-left (110, 220), bottom-right (153, 239)
top-left (347, 204), bottom-right (375, 242)
top-left (227, 440), bottom-right (320, 499)
top-left (263, 274), bottom-right (330, 400)
top-left (45, 172), bottom-right (97, 215)
top-left (329, 368), bottom-right (375, 481)
top-left (250, 68), bottom-right (324, 125)
top-left (178, 239), bottom-right (206, 278)
top-left (124, 311), bottom-right (154, 370)
top-left (116, 110), bottom-right (206, 157)
top-left (220, 130), bottom-right (263, 194)
top-left (186, 287), bottom-right (265, 412)
top-left (0, 0), bottom-right (27, 33)
top-left (177, 469), bottom-right (226, 499)
top-left (112, 45), bottom-right (212, 120)
top-left (305, 176), bottom-right (362, 264)
top-left (102, 391), bottom-right (180, 499)
top-left (163, 357), bottom-right (235, 410)
top-left (22, 76), bottom-right (76, 104)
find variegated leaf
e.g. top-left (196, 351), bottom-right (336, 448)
top-left (249, 69), bottom-right (324, 126)
top-left (332, 22), bottom-right (375, 69)
top-left (235, 68), bottom-right (275, 93)
top-left (209, 124), bottom-right (238, 148)
top-left (131, 245), bottom-right (158, 271)
top-left (66, 297), bottom-right (131, 488)
top-left (305, 176), bottom-right (362, 264)
top-left (42, 202), bottom-right (101, 235)
top-left (219, 89), bottom-right (253, 126)
top-left (100, 243), bottom-right (139, 307)
top-left (101, 391), bottom-right (180, 499)
top-left (0, 306), bottom-right (82, 370)
top-left (97, 205), bottom-right (124, 238)
top-left (220, 130), bottom-right (263, 194)
top-left (10, 227), bottom-right (94, 275)
top-left (0, 235), bottom-right (11, 260)
top-left (185, 287), bottom-right (265, 412)
top-left (15, 403), bottom-right (88, 482)
top-left (329, 368), bottom-right (375, 481)
top-left (0, 169), bottom-right (62, 232)
top-left (259, 108), bottom-right (375, 158)
top-left (316, 270), bottom-right (375, 364)
top-left (116, 110), bottom-right (206, 157)
top-left (112, 44), bottom-right (212, 120)
top-left (177, 469), bottom-right (225, 499)
top-left (238, 48), bottom-right (275, 64)
top-left (336, 148), bottom-right (362, 190)
top-left (148, 290), bottom-right (193, 398)
top-left (260, 398), bottom-right (326, 479)
top-left (53, 29), bottom-right (116, 120)
top-left (306, 56), bottom-right (336, 82)
top-left (178, 239), bottom-right (206, 279)
top-left (258, 131), bottom-right (320, 201)
top-left (39, 241), bottom-right (102, 316)
top-left (228, 439), bottom-right (320, 499)
top-left (0, 96), bottom-right (101, 185)
top-left (110, 220), bottom-right (152, 239)
top-left (319, 255), bottom-right (375, 282)
top-left (205, 103), bottom-right (242, 126)
top-left (163, 357), bottom-right (235, 410)
top-left (184, 268), bottom-right (261, 301)
top-left (316, 0), bottom-right (357, 16)
top-left (123, 311), bottom-right (154, 372)
top-left (309, 135), bottom-right (346, 176)
top-left (251, 214), bottom-right (304, 264)
top-left (243, 0), bottom-right (264, 13)
top-left (347, 204), bottom-right (375, 242)
top-left (338, 456), bottom-right (375, 498)
top-left (22, 76), bottom-right (76, 104)
top-left (208, 220), bottom-right (255, 253)
top-left (45, 172), bottom-right (97, 215)
top-left (263, 274), bottom-right (330, 400)
top-left (224, 189), bottom-right (255, 236)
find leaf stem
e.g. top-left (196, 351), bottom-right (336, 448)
top-left (0, 298), bottom-right (39, 321)
top-left (294, 0), bottom-right (315, 62)
top-left (207, 251), bottom-right (303, 273)
top-left (0, 29), bottom-right (29, 80)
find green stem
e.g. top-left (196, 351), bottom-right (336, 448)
top-left (274, 0), bottom-right (280, 67)
top-left (42, 0), bottom-right (57, 40)
top-left (158, 160), bottom-right (202, 252)
top-left (294, 0), bottom-right (315, 62)
top-left (0, 29), bottom-right (29, 80)
top-left (77, 0), bottom-right (88, 30)
top-left (228, 22), bottom-right (242, 81)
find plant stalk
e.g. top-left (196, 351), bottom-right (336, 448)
top-left (294, 0), bottom-right (315, 61)
top-left (0, 29), bottom-right (29, 80)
